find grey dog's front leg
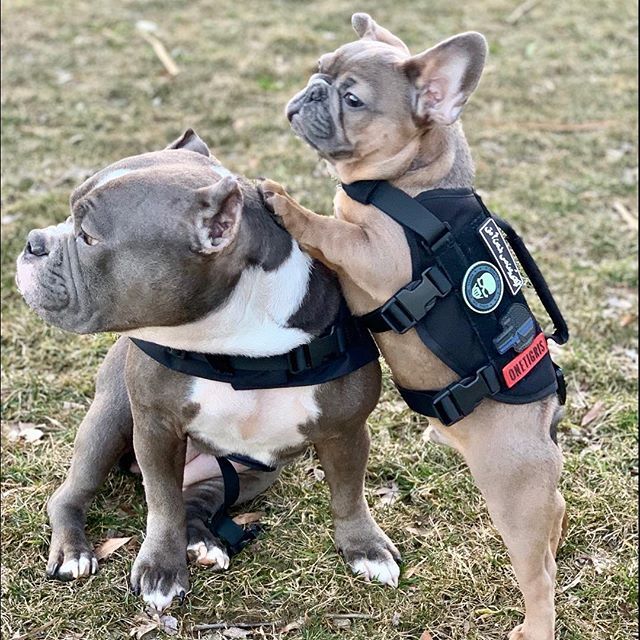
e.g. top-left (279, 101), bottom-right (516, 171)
top-left (314, 421), bottom-right (401, 587)
top-left (129, 408), bottom-right (188, 611)
top-left (47, 337), bottom-right (132, 581)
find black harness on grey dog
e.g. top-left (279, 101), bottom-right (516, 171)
top-left (341, 180), bottom-right (568, 426)
top-left (130, 303), bottom-right (378, 556)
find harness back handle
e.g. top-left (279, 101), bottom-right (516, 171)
top-left (493, 215), bottom-right (569, 345)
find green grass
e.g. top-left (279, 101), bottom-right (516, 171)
top-left (1, 0), bottom-right (638, 638)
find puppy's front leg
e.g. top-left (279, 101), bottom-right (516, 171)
top-left (314, 420), bottom-right (401, 587)
top-left (129, 408), bottom-right (189, 611)
top-left (260, 179), bottom-right (365, 271)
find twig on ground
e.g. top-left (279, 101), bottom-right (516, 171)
top-left (136, 24), bottom-right (179, 76)
top-left (506, 0), bottom-right (541, 24)
top-left (192, 621), bottom-right (284, 631)
top-left (13, 621), bottom-right (56, 640)
top-left (326, 613), bottom-right (376, 620)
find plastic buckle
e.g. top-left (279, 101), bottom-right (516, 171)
top-left (431, 365), bottom-right (501, 426)
top-left (379, 266), bottom-right (451, 334)
top-left (167, 348), bottom-right (187, 359)
top-left (427, 223), bottom-right (452, 253)
top-left (288, 344), bottom-right (313, 374)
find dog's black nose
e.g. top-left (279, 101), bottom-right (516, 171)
top-left (25, 230), bottom-right (49, 257)
top-left (305, 74), bottom-right (332, 103)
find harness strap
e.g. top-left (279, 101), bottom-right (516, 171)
top-left (399, 361), bottom-right (566, 426)
top-left (342, 181), bottom-right (451, 249)
top-left (130, 304), bottom-right (377, 390)
top-left (205, 455), bottom-right (276, 557)
top-left (398, 364), bottom-right (502, 426)
top-left (492, 214), bottom-right (569, 345)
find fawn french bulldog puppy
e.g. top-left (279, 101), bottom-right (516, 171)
top-left (261, 15), bottom-right (565, 640)
top-left (16, 130), bottom-right (400, 611)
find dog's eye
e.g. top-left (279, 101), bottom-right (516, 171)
top-left (343, 92), bottom-right (364, 108)
top-left (79, 228), bottom-right (99, 246)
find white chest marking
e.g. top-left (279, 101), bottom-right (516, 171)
top-left (123, 244), bottom-right (313, 356)
top-left (186, 378), bottom-right (320, 465)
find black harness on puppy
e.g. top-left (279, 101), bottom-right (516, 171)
top-left (341, 180), bottom-right (568, 426)
top-left (130, 303), bottom-right (378, 556)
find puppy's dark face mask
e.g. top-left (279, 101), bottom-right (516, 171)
top-left (285, 13), bottom-right (487, 182)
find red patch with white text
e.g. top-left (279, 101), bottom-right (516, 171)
top-left (502, 332), bottom-right (549, 388)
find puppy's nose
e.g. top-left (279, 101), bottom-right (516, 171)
top-left (25, 229), bottom-right (49, 257)
top-left (306, 74), bottom-right (332, 102)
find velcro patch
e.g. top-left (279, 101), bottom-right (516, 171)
top-left (479, 218), bottom-right (524, 295)
top-left (502, 332), bottom-right (549, 388)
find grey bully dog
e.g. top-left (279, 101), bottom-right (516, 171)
top-left (261, 14), bottom-right (566, 640)
top-left (15, 130), bottom-right (401, 611)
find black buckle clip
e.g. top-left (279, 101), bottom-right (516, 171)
top-left (379, 266), bottom-right (451, 334)
top-left (167, 347), bottom-right (187, 359)
top-left (431, 365), bottom-right (501, 426)
top-left (288, 344), bottom-right (314, 374)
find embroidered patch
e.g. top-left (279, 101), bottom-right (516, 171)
top-left (493, 303), bottom-right (536, 354)
top-left (502, 332), bottom-right (549, 388)
top-left (462, 261), bottom-right (504, 314)
top-left (478, 218), bottom-right (524, 295)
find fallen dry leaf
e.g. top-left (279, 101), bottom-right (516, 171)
top-left (129, 618), bottom-right (158, 639)
top-left (222, 628), bottom-right (251, 638)
top-left (580, 401), bottom-right (606, 427)
top-left (279, 618), bottom-right (304, 633)
top-left (95, 536), bottom-right (133, 561)
top-left (158, 614), bottom-right (178, 636)
top-left (232, 512), bottom-right (264, 526)
top-left (374, 481), bottom-right (400, 506)
top-left (3, 422), bottom-right (44, 443)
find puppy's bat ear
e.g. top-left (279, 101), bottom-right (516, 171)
top-left (351, 13), bottom-right (410, 55)
top-left (166, 128), bottom-right (210, 157)
top-left (402, 32), bottom-right (487, 127)
top-left (192, 176), bottom-right (242, 254)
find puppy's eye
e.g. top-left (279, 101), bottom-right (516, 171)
top-left (343, 92), bottom-right (364, 108)
top-left (79, 228), bottom-right (99, 246)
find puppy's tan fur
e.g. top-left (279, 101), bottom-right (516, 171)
top-left (262, 14), bottom-right (565, 640)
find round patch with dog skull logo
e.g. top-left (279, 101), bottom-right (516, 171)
top-left (462, 261), bottom-right (504, 314)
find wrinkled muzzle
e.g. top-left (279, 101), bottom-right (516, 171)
top-left (15, 220), bottom-right (81, 326)
top-left (286, 75), bottom-right (335, 140)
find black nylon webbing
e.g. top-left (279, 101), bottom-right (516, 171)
top-left (342, 181), bottom-right (449, 247)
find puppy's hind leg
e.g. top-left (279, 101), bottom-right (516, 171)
top-left (452, 399), bottom-right (564, 640)
top-left (47, 337), bottom-right (133, 581)
top-left (183, 461), bottom-right (281, 570)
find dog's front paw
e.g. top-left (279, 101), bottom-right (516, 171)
top-left (130, 545), bottom-right (189, 612)
top-left (47, 530), bottom-right (98, 581)
top-left (258, 179), bottom-right (297, 219)
top-left (335, 519), bottom-right (401, 588)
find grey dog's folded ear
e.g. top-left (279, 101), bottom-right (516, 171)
top-left (402, 32), bottom-right (488, 127)
top-left (351, 13), bottom-right (410, 55)
top-left (192, 176), bottom-right (243, 255)
top-left (166, 129), bottom-right (211, 157)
